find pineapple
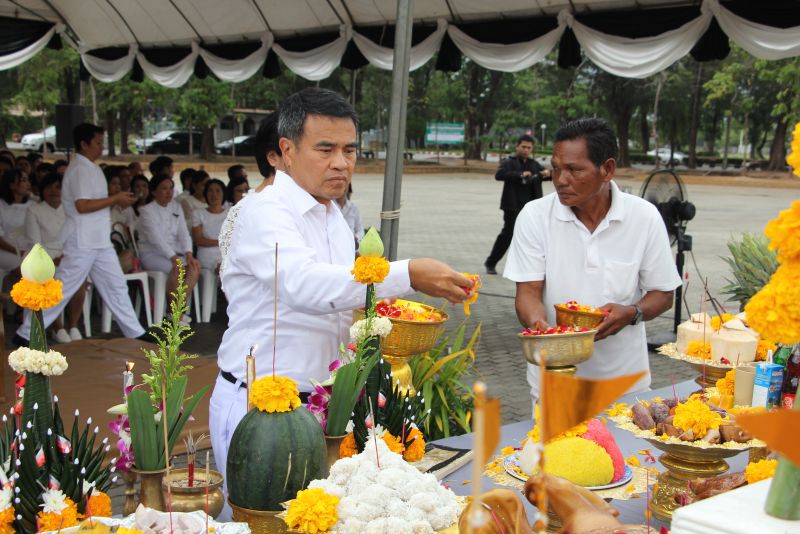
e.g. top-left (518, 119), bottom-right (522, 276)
top-left (721, 232), bottom-right (778, 310)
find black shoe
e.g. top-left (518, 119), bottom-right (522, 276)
top-left (484, 262), bottom-right (498, 275)
top-left (136, 331), bottom-right (159, 344)
top-left (12, 334), bottom-right (29, 348)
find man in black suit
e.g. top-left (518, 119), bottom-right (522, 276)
top-left (485, 134), bottom-right (550, 274)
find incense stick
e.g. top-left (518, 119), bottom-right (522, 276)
top-left (273, 242), bottom-right (278, 377)
top-left (368, 397), bottom-right (380, 469)
top-left (205, 451), bottom-right (210, 534)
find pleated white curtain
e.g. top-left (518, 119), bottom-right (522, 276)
top-left (706, 0), bottom-right (800, 60)
top-left (0, 23), bottom-right (62, 71)
top-left (353, 19), bottom-right (447, 71)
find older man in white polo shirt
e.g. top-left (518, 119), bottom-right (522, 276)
top-left (504, 118), bottom-right (681, 405)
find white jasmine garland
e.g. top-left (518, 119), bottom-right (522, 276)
top-left (349, 317), bottom-right (393, 342)
top-left (8, 347), bottom-right (68, 376)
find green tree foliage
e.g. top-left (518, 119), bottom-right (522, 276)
top-left (174, 77), bottom-right (235, 158)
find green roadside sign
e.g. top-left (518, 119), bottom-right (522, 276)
top-left (425, 122), bottom-right (465, 145)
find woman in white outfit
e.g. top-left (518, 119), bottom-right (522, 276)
top-left (0, 169), bottom-right (32, 271)
top-left (24, 172), bottom-right (87, 343)
top-left (138, 174), bottom-right (201, 307)
top-left (191, 179), bottom-right (228, 271)
top-left (106, 166), bottom-right (137, 236)
top-left (178, 170), bottom-right (209, 233)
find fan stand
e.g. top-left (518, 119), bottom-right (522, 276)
top-left (646, 225), bottom-right (692, 350)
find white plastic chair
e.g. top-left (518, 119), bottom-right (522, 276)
top-left (199, 268), bottom-right (220, 323)
top-left (148, 271), bottom-right (201, 325)
top-left (100, 271), bottom-right (153, 333)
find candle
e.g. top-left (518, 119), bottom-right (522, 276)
top-left (246, 345), bottom-right (257, 411)
top-left (123, 361), bottom-right (135, 399)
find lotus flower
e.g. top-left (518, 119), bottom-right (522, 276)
top-left (20, 243), bottom-right (55, 283)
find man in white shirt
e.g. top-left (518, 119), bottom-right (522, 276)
top-left (211, 88), bottom-right (474, 498)
top-left (15, 123), bottom-right (150, 345)
top-left (504, 118), bottom-right (681, 405)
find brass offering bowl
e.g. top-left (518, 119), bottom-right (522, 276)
top-left (518, 329), bottom-right (597, 374)
top-left (644, 437), bottom-right (746, 522)
top-left (354, 300), bottom-right (448, 395)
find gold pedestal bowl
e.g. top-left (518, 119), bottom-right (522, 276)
top-left (355, 301), bottom-right (448, 395)
top-left (689, 362), bottom-right (731, 389)
top-left (644, 438), bottom-right (745, 522)
top-left (518, 330), bottom-right (597, 375)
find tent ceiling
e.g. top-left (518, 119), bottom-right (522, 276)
top-left (0, 0), bottom-right (694, 48)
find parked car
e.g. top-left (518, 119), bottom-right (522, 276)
top-left (21, 126), bottom-right (57, 152)
top-left (137, 130), bottom-right (202, 154)
top-left (215, 135), bottom-right (256, 156)
top-left (646, 147), bottom-right (688, 165)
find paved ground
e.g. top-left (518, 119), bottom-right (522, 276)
top-left (4, 172), bottom-right (795, 425)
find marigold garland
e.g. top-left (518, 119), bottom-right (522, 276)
top-left (686, 340), bottom-right (712, 360)
top-left (402, 427), bottom-right (426, 462)
top-left (715, 370), bottom-right (735, 397)
top-left (339, 432), bottom-right (358, 458)
top-left (351, 256), bottom-right (390, 285)
top-left (745, 263), bottom-right (800, 345)
top-left (37, 497), bottom-right (79, 531)
top-left (764, 199), bottom-right (800, 264)
top-left (382, 432), bottom-right (405, 455)
top-left (249, 375), bottom-right (301, 413)
top-left (710, 313), bottom-right (735, 331)
top-left (11, 277), bottom-right (63, 311)
top-left (285, 488), bottom-right (339, 534)
top-left (81, 491), bottom-right (112, 518)
top-left (745, 458), bottom-right (778, 485)
top-left (755, 339), bottom-right (778, 362)
top-left (786, 122), bottom-right (800, 178)
top-left (673, 399), bottom-right (722, 437)
top-left (0, 507), bottom-right (13, 534)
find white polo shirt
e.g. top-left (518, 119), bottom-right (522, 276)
top-left (504, 181), bottom-right (681, 398)
top-left (61, 154), bottom-right (112, 249)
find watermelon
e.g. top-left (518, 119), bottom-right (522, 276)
top-left (227, 405), bottom-right (326, 511)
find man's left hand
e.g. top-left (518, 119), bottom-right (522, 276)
top-left (595, 303), bottom-right (636, 341)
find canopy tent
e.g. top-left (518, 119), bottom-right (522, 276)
top-left (1, 0), bottom-right (800, 84)
top-left (2, 0), bottom-right (799, 258)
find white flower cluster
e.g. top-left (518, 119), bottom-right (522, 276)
top-left (40, 488), bottom-right (68, 513)
top-left (8, 347), bottom-right (68, 376)
top-left (350, 317), bottom-right (393, 342)
top-left (308, 439), bottom-right (458, 534)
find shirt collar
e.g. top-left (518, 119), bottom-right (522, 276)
top-left (554, 180), bottom-right (626, 223)
top-left (273, 170), bottom-right (324, 215)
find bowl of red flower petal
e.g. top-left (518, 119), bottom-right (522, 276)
top-left (555, 301), bottom-right (608, 330)
top-left (518, 325), bottom-right (597, 367)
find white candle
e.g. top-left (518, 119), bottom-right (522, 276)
top-left (123, 361), bottom-right (134, 399)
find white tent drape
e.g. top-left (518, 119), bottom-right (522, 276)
top-left (353, 19), bottom-right (447, 71)
top-left (272, 26), bottom-right (350, 81)
top-left (21, 0), bottom-right (797, 85)
top-left (446, 22), bottom-right (563, 73)
top-left (199, 34), bottom-right (272, 82)
top-left (0, 23), bottom-right (62, 71)
top-left (706, 0), bottom-right (800, 60)
top-left (564, 9), bottom-right (713, 78)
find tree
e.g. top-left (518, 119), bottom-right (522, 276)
top-left (174, 77), bottom-right (234, 158)
top-left (97, 78), bottom-right (167, 154)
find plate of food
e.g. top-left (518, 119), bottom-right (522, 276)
top-left (502, 451), bottom-right (634, 490)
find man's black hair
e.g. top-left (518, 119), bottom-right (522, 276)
top-left (254, 111), bottom-right (281, 178)
top-left (148, 156), bottom-right (173, 177)
top-left (179, 167), bottom-right (196, 188)
top-left (517, 134), bottom-right (535, 145)
top-left (38, 172), bottom-right (62, 198)
top-left (225, 176), bottom-right (249, 204)
top-left (554, 118), bottom-right (618, 168)
top-left (227, 164), bottom-right (245, 181)
top-left (104, 165), bottom-right (123, 183)
top-left (72, 123), bottom-right (104, 152)
top-left (190, 170), bottom-right (210, 194)
top-left (149, 173), bottom-right (173, 193)
top-left (278, 88), bottom-right (358, 143)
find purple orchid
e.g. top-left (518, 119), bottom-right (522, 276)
top-left (328, 359), bottom-right (342, 373)
top-left (307, 384), bottom-right (333, 432)
top-left (108, 415), bottom-right (133, 472)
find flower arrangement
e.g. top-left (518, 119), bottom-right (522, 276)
top-left (375, 300), bottom-right (445, 322)
top-left (2, 246), bottom-right (118, 532)
top-left (745, 458), bottom-right (778, 485)
top-left (673, 398), bottom-right (723, 437)
top-left (284, 488), bottom-right (340, 533)
top-left (686, 340), bottom-right (712, 360)
top-left (250, 375), bottom-right (301, 413)
top-left (716, 370), bottom-right (736, 397)
top-left (349, 316), bottom-right (392, 341)
top-left (560, 300), bottom-right (608, 315)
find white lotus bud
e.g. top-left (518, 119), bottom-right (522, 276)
top-left (20, 244), bottom-right (55, 283)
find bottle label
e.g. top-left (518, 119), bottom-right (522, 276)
top-left (783, 393), bottom-right (796, 410)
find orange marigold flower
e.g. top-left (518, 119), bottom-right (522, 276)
top-left (249, 375), bottom-right (301, 413)
top-left (0, 506), bottom-right (13, 534)
top-left (745, 459), bottom-right (778, 485)
top-left (11, 277), bottom-right (63, 311)
top-left (764, 199), bottom-right (800, 263)
top-left (382, 432), bottom-right (405, 455)
top-left (339, 432), bottom-right (358, 458)
top-left (403, 427), bottom-right (426, 462)
top-left (82, 491), bottom-right (112, 518)
top-left (352, 256), bottom-right (390, 285)
top-left (745, 263), bottom-right (800, 345)
top-left (37, 498), bottom-right (79, 531)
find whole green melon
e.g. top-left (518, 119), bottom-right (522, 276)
top-left (227, 406), bottom-right (326, 511)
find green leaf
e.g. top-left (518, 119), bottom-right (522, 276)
top-left (127, 388), bottom-right (160, 470)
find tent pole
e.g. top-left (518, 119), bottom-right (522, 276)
top-left (380, 0), bottom-right (413, 261)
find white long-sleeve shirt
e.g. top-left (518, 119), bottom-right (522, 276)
top-left (218, 171), bottom-right (412, 390)
top-left (137, 199), bottom-right (193, 260)
top-left (24, 201), bottom-right (65, 258)
top-left (0, 199), bottom-right (32, 252)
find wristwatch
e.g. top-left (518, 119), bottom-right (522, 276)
top-left (630, 304), bottom-right (644, 326)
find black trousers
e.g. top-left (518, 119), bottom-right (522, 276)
top-left (486, 209), bottom-right (519, 267)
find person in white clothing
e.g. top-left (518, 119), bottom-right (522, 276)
top-left (174, 168), bottom-right (196, 209)
top-left (0, 169), bottom-right (32, 270)
top-left (24, 172), bottom-right (87, 343)
top-left (210, 88), bottom-right (475, 506)
top-left (138, 174), bottom-right (201, 305)
top-left (191, 179), bottom-right (228, 270)
top-left (15, 123), bottom-right (149, 345)
top-left (179, 170), bottom-right (209, 233)
top-left (106, 166), bottom-right (137, 232)
top-left (336, 183), bottom-right (364, 245)
top-left (504, 118), bottom-right (681, 407)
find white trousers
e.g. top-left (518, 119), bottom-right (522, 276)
top-left (17, 240), bottom-right (145, 340)
top-left (209, 374), bottom-right (248, 521)
top-left (0, 249), bottom-right (20, 271)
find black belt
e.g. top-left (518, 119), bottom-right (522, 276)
top-left (221, 371), bottom-right (310, 404)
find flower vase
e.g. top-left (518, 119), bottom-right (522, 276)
top-left (324, 434), bottom-right (346, 474)
top-left (132, 467), bottom-right (167, 511)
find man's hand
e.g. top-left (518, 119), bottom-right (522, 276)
top-left (114, 191), bottom-right (136, 208)
top-left (528, 318), bottom-right (552, 332)
top-left (408, 258), bottom-right (474, 304)
top-left (541, 169), bottom-right (551, 179)
top-left (521, 171), bottom-right (532, 177)
top-left (595, 303), bottom-right (636, 341)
